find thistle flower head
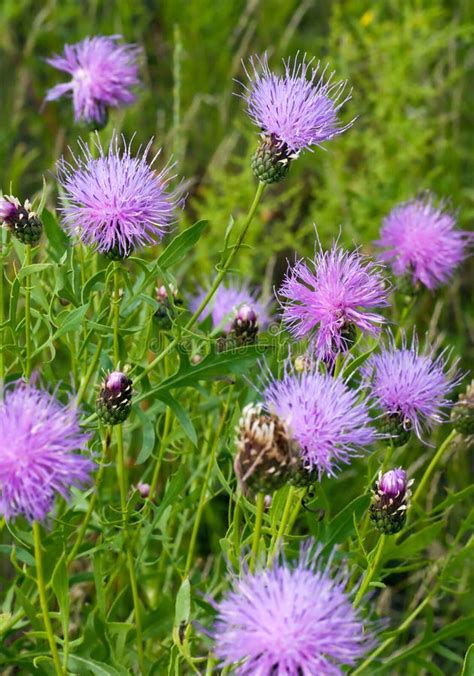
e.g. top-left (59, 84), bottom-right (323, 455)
top-left (234, 403), bottom-right (299, 495)
top-left (190, 281), bottom-right (270, 333)
top-left (0, 382), bottom-right (93, 523)
top-left (363, 334), bottom-right (460, 441)
top-left (279, 244), bottom-right (389, 362)
top-left (45, 35), bottom-right (141, 126)
top-left (96, 370), bottom-right (133, 426)
top-left (378, 195), bottom-right (470, 290)
top-left (379, 468), bottom-right (408, 498)
top-left (370, 467), bottom-right (413, 535)
top-left (0, 195), bottom-right (43, 245)
top-left (263, 364), bottom-right (376, 479)
top-left (211, 545), bottom-right (373, 675)
top-left (57, 134), bottom-right (182, 257)
top-left (239, 53), bottom-right (353, 155)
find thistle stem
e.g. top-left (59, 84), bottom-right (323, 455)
top-left (113, 262), bottom-right (121, 365)
top-left (134, 181), bottom-right (266, 386)
top-left (0, 249), bottom-right (5, 395)
top-left (354, 533), bottom-right (386, 608)
top-left (268, 485), bottom-right (296, 563)
top-left (412, 429), bottom-right (457, 505)
top-left (24, 244), bottom-right (32, 381)
top-left (33, 521), bottom-right (64, 675)
top-left (184, 390), bottom-right (231, 576)
top-left (67, 427), bottom-right (110, 566)
top-left (250, 492), bottom-right (265, 572)
top-left (76, 337), bottom-right (103, 407)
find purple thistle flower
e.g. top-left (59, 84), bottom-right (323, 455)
top-left (363, 333), bottom-right (460, 441)
top-left (0, 382), bottom-right (93, 523)
top-left (279, 244), bottom-right (389, 362)
top-left (263, 364), bottom-right (376, 478)
top-left (45, 35), bottom-right (141, 125)
top-left (211, 545), bottom-right (373, 675)
top-left (379, 468), bottom-right (408, 498)
top-left (56, 134), bottom-right (182, 257)
top-left (0, 196), bottom-right (19, 221)
top-left (378, 195), bottom-right (470, 290)
top-left (239, 53), bottom-right (353, 155)
top-left (190, 281), bottom-right (271, 333)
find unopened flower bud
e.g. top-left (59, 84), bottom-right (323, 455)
top-left (451, 380), bottom-right (474, 436)
top-left (136, 482), bottom-right (150, 499)
top-left (96, 370), bottom-right (133, 425)
top-left (251, 134), bottom-right (293, 184)
top-left (229, 304), bottom-right (259, 346)
top-left (1, 196), bottom-right (42, 245)
top-left (234, 404), bottom-right (299, 495)
top-left (154, 283), bottom-right (183, 331)
top-left (370, 467), bottom-right (413, 535)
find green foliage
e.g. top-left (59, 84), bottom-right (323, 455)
top-left (0, 0), bottom-right (472, 674)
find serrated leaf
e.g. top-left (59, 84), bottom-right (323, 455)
top-left (17, 263), bottom-right (53, 279)
top-left (391, 522), bottom-right (443, 560)
top-left (42, 208), bottom-right (69, 259)
top-left (158, 220), bottom-right (207, 270)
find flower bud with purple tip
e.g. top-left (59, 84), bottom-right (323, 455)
top-left (1, 195), bottom-right (43, 245)
top-left (229, 303), bottom-right (259, 346)
top-left (96, 370), bottom-right (133, 425)
top-left (370, 467), bottom-right (413, 535)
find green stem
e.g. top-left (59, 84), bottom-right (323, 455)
top-left (395, 297), bottom-right (416, 346)
top-left (354, 533), bottom-right (386, 608)
top-left (24, 244), bottom-right (32, 380)
top-left (412, 428), bottom-right (457, 505)
top-left (113, 263), bottom-right (121, 365)
top-left (33, 522), bottom-right (64, 675)
top-left (250, 492), bottom-right (265, 572)
top-left (268, 485), bottom-right (295, 563)
top-left (232, 496), bottom-right (242, 561)
top-left (184, 391), bottom-right (231, 576)
top-left (133, 181), bottom-right (266, 387)
top-left (67, 427), bottom-right (110, 566)
top-left (76, 337), bottom-right (103, 407)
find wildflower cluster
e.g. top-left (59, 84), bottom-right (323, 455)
top-left (0, 26), bottom-right (470, 676)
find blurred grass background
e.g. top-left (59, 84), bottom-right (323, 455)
top-left (0, 0), bottom-right (472, 361)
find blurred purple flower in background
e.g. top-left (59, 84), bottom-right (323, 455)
top-left (211, 545), bottom-right (373, 675)
top-left (363, 333), bottom-right (460, 441)
top-left (263, 364), bottom-right (376, 478)
top-left (190, 281), bottom-right (271, 332)
top-left (0, 382), bottom-right (93, 523)
top-left (378, 195), bottom-right (470, 290)
top-left (57, 134), bottom-right (182, 258)
top-left (279, 244), bottom-right (389, 362)
top-left (240, 53), bottom-right (353, 155)
top-left (45, 35), bottom-right (141, 126)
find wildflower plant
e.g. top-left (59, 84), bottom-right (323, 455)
top-left (0, 11), bottom-right (471, 676)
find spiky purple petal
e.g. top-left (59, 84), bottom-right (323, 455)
top-left (279, 244), bottom-right (389, 361)
top-left (0, 382), bottom-right (93, 523)
top-left (190, 281), bottom-right (271, 332)
top-left (45, 35), bottom-right (141, 124)
top-left (211, 546), bottom-right (374, 675)
top-left (239, 53), bottom-right (353, 154)
top-left (263, 365), bottom-right (376, 478)
top-left (363, 334), bottom-right (460, 440)
top-left (378, 195), bottom-right (470, 289)
top-left (56, 134), bottom-right (182, 256)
